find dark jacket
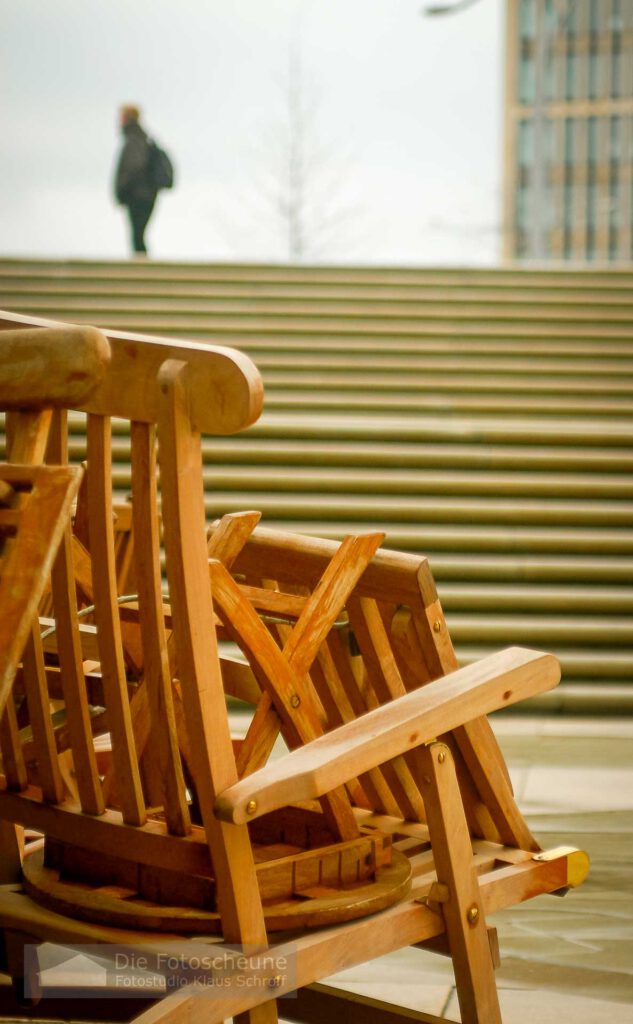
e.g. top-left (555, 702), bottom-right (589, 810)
top-left (114, 122), bottom-right (157, 205)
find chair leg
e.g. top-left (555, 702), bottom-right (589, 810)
top-left (2, 929), bottom-right (41, 1008)
top-left (415, 742), bottom-right (502, 1024)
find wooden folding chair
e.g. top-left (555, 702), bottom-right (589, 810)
top-left (0, 309), bottom-right (588, 1024)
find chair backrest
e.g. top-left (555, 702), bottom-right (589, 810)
top-left (0, 309), bottom-right (271, 948)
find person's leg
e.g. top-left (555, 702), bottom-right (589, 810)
top-left (127, 200), bottom-right (155, 254)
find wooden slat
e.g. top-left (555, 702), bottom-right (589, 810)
top-left (307, 645), bottom-right (388, 813)
top-left (0, 698), bottom-right (27, 791)
top-left (130, 421), bottom-right (190, 837)
top-left (19, 623), bottom-right (63, 803)
top-left (452, 720), bottom-right (540, 851)
top-left (86, 413), bottom-right (145, 826)
top-left (347, 597), bottom-right (426, 822)
top-left (321, 631), bottom-right (402, 817)
top-left (229, 584), bottom-right (307, 620)
top-left (0, 464), bottom-right (79, 715)
top-left (5, 409), bottom-right (52, 464)
top-left (235, 534), bottom-right (385, 800)
top-left (390, 609), bottom-right (435, 690)
top-left (209, 561), bottom-right (358, 842)
top-left (207, 510), bottom-right (262, 568)
top-left (113, 502), bottom-right (136, 594)
top-left (282, 533), bottom-right (385, 678)
top-left (47, 412), bottom-right (105, 816)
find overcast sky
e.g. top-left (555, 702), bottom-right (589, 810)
top-left (1, 0), bottom-right (503, 265)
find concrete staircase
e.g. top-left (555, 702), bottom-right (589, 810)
top-left (1, 257), bottom-right (632, 708)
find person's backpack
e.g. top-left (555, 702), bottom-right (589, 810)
top-left (147, 140), bottom-right (174, 191)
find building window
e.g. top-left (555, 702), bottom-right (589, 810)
top-left (586, 177), bottom-right (597, 260)
top-left (587, 5), bottom-right (600, 102)
top-left (586, 183), bottom-right (597, 227)
top-left (587, 116), bottom-right (598, 169)
top-left (609, 0), bottom-right (623, 32)
top-left (565, 49), bottom-right (577, 101)
top-left (518, 119), bottom-right (533, 169)
top-left (611, 48), bottom-right (621, 98)
top-left (611, 0), bottom-right (623, 97)
top-left (609, 116), bottom-right (621, 161)
top-left (562, 177), bottom-right (574, 259)
top-left (608, 180), bottom-right (619, 259)
top-left (563, 182), bottom-right (573, 228)
top-left (516, 185), bottom-right (530, 231)
top-left (519, 0), bottom-right (536, 40)
top-left (589, 0), bottom-right (600, 34)
top-left (588, 45), bottom-right (599, 100)
top-left (564, 118), bottom-right (574, 166)
top-left (519, 54), bottom-right (536, 102)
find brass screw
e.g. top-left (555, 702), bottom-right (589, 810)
top-left (467, 904), bottom-right (480, 926)
top-left (438, 751), bottom-right (446, 764)
top-left (433, 619), bottom-right (442, 633)
top-left (246, 799), bottom-right (257, 815)
top-left (290, 693), bottom-right (301, 708)
top-left (268, 975), bottom-right (283, 989)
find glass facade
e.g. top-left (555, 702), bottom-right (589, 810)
top-left (506, 0), bottom-right (633, 261)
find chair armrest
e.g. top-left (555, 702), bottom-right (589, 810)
top-left (214, 646), bottom-right (559, 824)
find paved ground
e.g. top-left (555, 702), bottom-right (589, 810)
top-left (310, 715), bottom-right (633, 1023)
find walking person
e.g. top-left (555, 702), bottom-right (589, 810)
top-left (114, 105), bottom-right (173, 257)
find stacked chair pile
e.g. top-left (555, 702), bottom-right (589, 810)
top-left (0, 307), bottom-right (590, 1024)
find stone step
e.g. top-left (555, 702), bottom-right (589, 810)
top-left (194, 466), bottom-right (633, 499)
top-left (428, 553), bottom-right (633, 585)
top-left (438, 583), bottom-right (633, 614)
top-left (6, 294), bottom-right (633, 325)
top-left (263, 389), bottom-right (633, 418)
top-left (9, 306), bottom-right (633, 341)
top-left (245, 412), bottom-right (633, 447)
top-left (104, 466), bottom-right (633, 505)
top-left (181, 489), bottom-right (633, 528)
top-left (1, 257), bottom-right (632, 289)
top-left (443, 612), bottom-right (633, 647)
top-left (260, 371), bottom-right (633, 394)
top-left (457, 645), bottom-right (632, 680)
top-left (4, 278), bottom-right (633, 308)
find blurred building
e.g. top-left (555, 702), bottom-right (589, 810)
top-left (503, 0), bottom-right (633, 261)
